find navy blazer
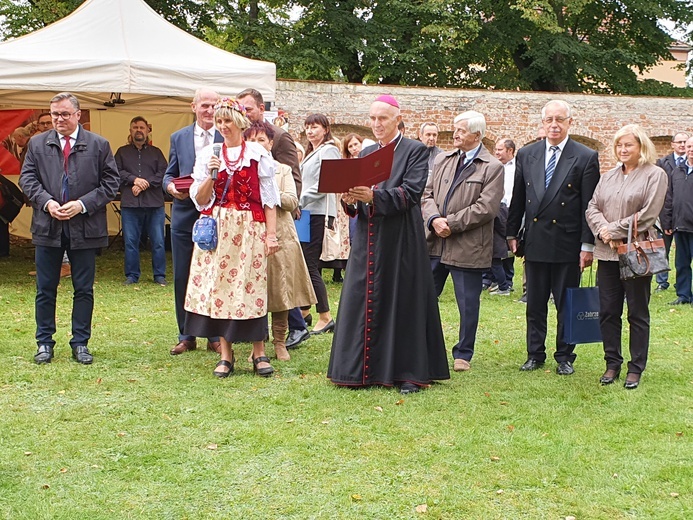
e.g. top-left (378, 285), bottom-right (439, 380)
top-left (507, 137), bottom-right (599, 263)
top-left (163, 124), bottom-right (222, 232)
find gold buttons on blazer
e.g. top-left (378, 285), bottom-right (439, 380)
top-left (561, 202), bottom-right (565, 206)
top-left (552, 219), bottom-right (557, 224)
top-left (567, 183), bottom-right (572, 188)
top-left (533, 218), bottom-right (538, 222)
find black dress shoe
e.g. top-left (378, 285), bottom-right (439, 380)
top-left (310, 319), bottom-right (335, 335)
top-left (520, 359), bottom-right (544, 371)
top-left (303, 314), bottom-right (313, 327)
top-left (556, 361), bottom-right (575, 376)
top-left (624, 373), bottom-right (641, 389)
top-left (34, 345), bottom-right (54, 364)
top-left (71, 345), bottom-right (93, 365)
top-left (669, 297), bottom-right (691, 305)
top-left (286, 328), bottom-right (310, 349)
top-left (400, 382), bottom-right (421, 395)
top-left (600, 369), bottom-right (620, 385)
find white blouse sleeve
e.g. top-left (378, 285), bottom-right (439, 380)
top-left (258, 154), bottom-right (281, 208)
top-left (189, 145), bottom-right (215, 212)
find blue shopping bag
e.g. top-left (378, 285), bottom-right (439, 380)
top-left (562, 286), bottom-right (602, 344)
top-left (295, 209), bottom-right (310, 243)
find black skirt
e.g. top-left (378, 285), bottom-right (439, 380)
top-left (184, 312), bottom-right (268, 343)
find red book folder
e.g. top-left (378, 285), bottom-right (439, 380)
top-left (318, 142), bottom-right (395, 193)
top-left (171, 175), bottom-right (194, 193)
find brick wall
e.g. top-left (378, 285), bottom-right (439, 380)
top-left (276, 79), bottom-right (693, 170)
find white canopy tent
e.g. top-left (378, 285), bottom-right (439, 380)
top-left (0, 0), bottom-right (276, 111)
top-left (0, 0), bottom-right (276, 238)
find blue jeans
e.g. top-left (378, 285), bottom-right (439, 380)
top-left (121, 206), bottom-right (166, 281)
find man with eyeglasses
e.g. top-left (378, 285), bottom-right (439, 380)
top-left (19, 92), bottom-right (120, 365)
top-left (654, 132), bottom-right (689, 292)
top-left (507, 100), bottom-right (600, 376)
top-left (33, 112), bottom-right (54, 135)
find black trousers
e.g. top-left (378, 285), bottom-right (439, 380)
top-left (597, 260), bottom-right (651, 375)
top-left (525, 260), bottom-right (581, 363)
top-left (35, 234), bottom-right (96, 348)
top-left (300, 214), bottom-right (329, 313)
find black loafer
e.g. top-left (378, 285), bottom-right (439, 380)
top-left (556, 361), bottom-right (575, 376)
top-left (71, 345), bottom-right (93, 365)
top-left (400, 382), bottom-right (421, 395)
top-left (34, 344), bottom-right (54, 364)
top-left (286, 328), bottom-right (310, 349)
top-left (669, 297), bottom-right (691, 305)
top-left (520, 359), bottom-right (544, 371)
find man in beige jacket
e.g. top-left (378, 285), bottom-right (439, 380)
top-left (421, 111), bottom-right (504, 372)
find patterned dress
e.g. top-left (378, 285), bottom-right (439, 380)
top-left (183, 141), bottom-right (280, 342)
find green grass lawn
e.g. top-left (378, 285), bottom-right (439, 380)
top-left (0, 241), bottom-right (691, 519)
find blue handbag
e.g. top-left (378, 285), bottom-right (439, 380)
top-left (562, 269), bottom-right (602, 345)
top-left (192, 176), bottom-right (231, 251)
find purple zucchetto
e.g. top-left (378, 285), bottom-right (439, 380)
top-left (374, 94), bottom-right (400, 108)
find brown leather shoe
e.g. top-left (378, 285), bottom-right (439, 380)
top-left (170, 339), bottom-right (197, 355)
top-left (206, 340), bottom-right (221, 354)
top-left (453, 359), bottom-right (470, 372)
top-left (60, 263), bottom-right (71, 278)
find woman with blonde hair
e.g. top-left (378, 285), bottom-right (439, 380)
top-left (585, 124), bottom-right (668, 389)
top-left (185, 97), bottom-right (281, 378)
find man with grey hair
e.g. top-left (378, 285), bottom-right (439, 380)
top-left (507, 100), bottom-right (599, 375)
top-left (164, 88), bottom-right (223, 355)
top-left (422, 111), bottom-right (504, 371)
top-left (419, 122), bottom-right (443, 173)
top-left (20, 92), bottom-right (120, 365)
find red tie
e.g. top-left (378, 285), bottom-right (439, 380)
top-left (63, 136), bottom-right (71, 171)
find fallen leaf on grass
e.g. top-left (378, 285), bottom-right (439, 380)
top-left (490, 456), bottom-right (500, 461)
top-left (374, 406), bottom-right (383, 412)
top-left (128, 317), bottom-right (138, 322)
top-left (58, 390), bottom-right (65, 395)
top-left (24, 452), bottom-right (32, 456)
top-left (127, 379), bottom-right (137, 383)
top-left (499, 401), bottom-right (508, 405)
top-left (286, 418), bottom-right (295, 423)
top-left (351, 494), bottom-right (362, 501)
top-left (507, 425), bottom-right (515, 432)
top-left (484, 392), bottom-right (490, 397)
top-left (415, 504), bottom-right (428, 513)
top-left (494, 339), bottom-right (499, 344)
top-left (675, 432), bottom-right (683, 437)
top-left (612, 473), bottom-right (618, 478)
top-left (565, 516), bottom-right (576, 520)
top-left (59, 468), bottom-right (67, 474)
top-left (116, 432), bottom-right (126, 437)
top-left (670, 492), bottom-right (679, 498)
top-left (206, 444), bottom-right (218, 450)
top-left (41, 484), bottom-right (50, 489)
top-left (162, 414), bottom-right (172, 421)
top-left (321, 420), bottom-right (330, 424)
top-left (395, 399), bottom-right (404, 405)
top-left (96, 378), bottom-right (102, 384)
top-left (496, 489), bottom-right (504, 494)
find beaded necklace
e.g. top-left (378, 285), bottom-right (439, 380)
top-left (221, 140), bottom-right (246, 173)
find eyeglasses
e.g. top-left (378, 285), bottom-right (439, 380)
top-left (672, 140), bottom-right (688, 144)
top-left (50, 111), bottom-right (77, 120)
top-left (542, 117), bottom-right (570, 124)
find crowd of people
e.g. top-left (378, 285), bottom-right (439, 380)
top-left (17, 89), bottom-right (688, 393)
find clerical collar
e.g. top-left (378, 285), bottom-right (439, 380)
top-left (378, 132), bottom-right (401, 148)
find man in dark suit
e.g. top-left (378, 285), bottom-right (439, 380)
top-left (507, 100), bottom-right (600, 375)
top-left (163, 88), bottom-right (222, 355)
top-left (654, 132), bottom-right (689, 292)
top-left (236, 88), bottom-right (310, 348)
top-left (19, 92), bottom-right (120, 364)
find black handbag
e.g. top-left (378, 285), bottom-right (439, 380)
top-left (617, 214), bottom-right (669, 280)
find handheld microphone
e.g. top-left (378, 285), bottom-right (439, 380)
top-left (210, 144), bottom-right (222, 180)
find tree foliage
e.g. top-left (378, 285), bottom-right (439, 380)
top-left (1, 0), bottom-right (692, 96)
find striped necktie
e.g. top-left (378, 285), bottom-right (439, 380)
top-left (677, 156), bottom-right (685, 167)
top-left (545, 145), bottom-right (559, 189)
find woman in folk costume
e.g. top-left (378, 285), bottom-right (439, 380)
top-left (184, 97), bottom-right (281, 378)
top-left (243, 121), bottom-right (317, 361)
